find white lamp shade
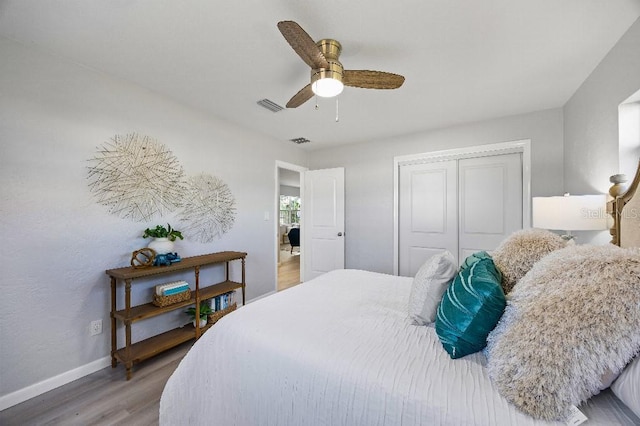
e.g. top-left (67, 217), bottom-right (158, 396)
top-left (532, 194), bottom-right (608, 231)
top-left (311, 77), bottom-right (344, 98)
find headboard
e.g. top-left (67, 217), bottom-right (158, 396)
top-left (609, 159), bottom-right (640, 248)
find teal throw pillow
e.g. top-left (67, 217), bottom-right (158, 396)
top-left (435, 258), bottom-right (506, 359)
top-left (459, 251), bottom-right (492, 273)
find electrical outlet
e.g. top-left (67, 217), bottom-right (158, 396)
top-left (90, 319), bottom-right (102, 336)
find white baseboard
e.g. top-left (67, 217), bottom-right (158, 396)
top-left (0, 356), bottom-right (111, 411)
top-left (0, 291), bottom-right (276, 411)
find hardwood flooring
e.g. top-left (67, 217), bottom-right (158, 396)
top-left (0, 342), bottom-right (192, 426)
top-left (278, 244), bottom-right (301, 291)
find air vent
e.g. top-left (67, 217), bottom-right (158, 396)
top-left (290, 137), bottom-right (311, 144)
top-left (256, 99), bottom-right (284, 112)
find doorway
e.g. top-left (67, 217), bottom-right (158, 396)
top-left (276, 163), bottom-right (304, 291)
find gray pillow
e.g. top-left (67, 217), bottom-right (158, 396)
top-left (408, 251), bottom-right (457, 325)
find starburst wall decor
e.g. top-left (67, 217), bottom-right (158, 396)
top-left (87, 133), bottom-right (185, 222)
top-left (178, 174), bottom-right (236, 243)
top-left (87, 134), bottom-right (237, 242)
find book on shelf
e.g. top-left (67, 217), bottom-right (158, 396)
top-left (154, 280), bottom-right (190, 296)
top-left (208, 291), bottom-right (236, 312)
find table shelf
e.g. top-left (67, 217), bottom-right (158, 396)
top-left (114, 323), bottom-right (212, 366)
top-left (107, 251), bottom-right (246, 379)
top-left (113, 280), bottom-right (243, 323)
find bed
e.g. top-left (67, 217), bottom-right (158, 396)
top-left (160, 165), bottom-right (640, 426)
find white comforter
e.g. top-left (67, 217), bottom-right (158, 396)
top-left (160, 269), bottom-right (630, 425)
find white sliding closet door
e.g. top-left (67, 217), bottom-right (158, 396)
top-left (458, 153), bottom-right (522, 261)
top-left (398, 152), bottom-right (523, 277)
top-left (398, 160), bottom-right (458, 276)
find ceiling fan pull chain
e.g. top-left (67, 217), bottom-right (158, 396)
top-left (336, 98), bottom-right (339, 122)
top-left (315, 94), bottom-right (319, 110)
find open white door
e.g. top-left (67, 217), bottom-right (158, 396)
top-left (303, 167), bottom-right (345, 281)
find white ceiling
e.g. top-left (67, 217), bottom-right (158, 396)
top-left (1, 1), bottom-right (639, 150)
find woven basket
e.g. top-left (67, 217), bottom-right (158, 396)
top-left (208, 303), bottom-right (237, 325)
top-left (152, 289), bottom-right (191, 307)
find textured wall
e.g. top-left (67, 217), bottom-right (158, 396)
top-left (0, 38), bottom-right (306, 399)
top-left (564, 19), bottom-right (640, 194)
top-left (563, 18), bottom-right (640, 244)
top-left (308, 108), bottom-right (564, 274)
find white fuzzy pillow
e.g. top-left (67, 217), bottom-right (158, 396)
top-left (492, 228), bottom-right (566, 294)
top-left (408, 251), bottom-right (457, 325)
top-left (486, 244), bottom-right (640, 421)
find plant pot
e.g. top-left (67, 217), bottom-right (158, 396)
top-left (148, 237), bottom-right (174, 255)
top-left (193, 318), bottom-right (207, 328)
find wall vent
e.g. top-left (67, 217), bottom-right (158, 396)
top-left (257, 99), bottom-right (284, 112)
top-left (290, 137), bottom-right (311, 144)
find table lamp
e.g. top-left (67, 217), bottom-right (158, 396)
top-left (532, 194), bottom-right (608, 242)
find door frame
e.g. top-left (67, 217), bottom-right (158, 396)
top-left (275, 161), bottom-right (308, 292)
top-left (392, 140), bottom-right (531, 275)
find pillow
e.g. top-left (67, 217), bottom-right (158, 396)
top-left (435, 258), bottom-right (505, 359)
top-left (492, 228), bottom-right (566, 294)
top-left (408, 251), bottom-right (457, 325)
top-left (486, 244), bottom-right (640, 421)
top-left (611, 356), bottom-right (640, 418)
top-left (459, 250), bottom-right (492, 272)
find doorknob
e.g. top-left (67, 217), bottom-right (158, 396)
top-left (337, 232), bottom-right (343, 236)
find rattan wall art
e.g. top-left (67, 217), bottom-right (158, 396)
top-left (87, 133), bottom-right (185, 222)
top-left (178, 173), bottom-right (236, 243)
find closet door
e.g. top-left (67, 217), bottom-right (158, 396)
top-left (458, 153), bottom-right (522, 260)
top-left (398, 160), bottom-right (458, 276)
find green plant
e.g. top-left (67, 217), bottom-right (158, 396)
top-left (185, 302), bottom-right (213, 320)
top-left (142, 223), bottom-right (184, 241)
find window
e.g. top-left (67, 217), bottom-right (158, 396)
top-left (280, 195), bottom-right (300, 225)
top-left (619, 90), bottom-right (640, 178)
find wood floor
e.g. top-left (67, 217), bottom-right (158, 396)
top-left (278, 244), bottom-right (301, 291)
top-left (0, 342), bottom-right (192, 426)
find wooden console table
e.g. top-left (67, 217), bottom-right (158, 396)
top-left (106, 251), bottom-right (246, 379)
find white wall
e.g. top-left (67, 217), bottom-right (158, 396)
top-left (308, 108), bottom-right (564, 274)
top-left (563, 18), bottom-right (640, 244)
top-left (564, 18), bottom-right (640, 193)
top-left (0, 38), bottom-right (307, 401)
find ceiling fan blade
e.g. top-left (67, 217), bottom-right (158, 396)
top-left (343, 70), bottom-right (405, 89)
top-left (277, 21), bottom-right (329, 69)
top-left (286, 84), bottom-right (314, 108)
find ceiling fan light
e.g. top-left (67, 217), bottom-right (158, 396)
top-left (310, 59), bottom-right (344, 98)
top-left (312, 77), bottom-right (344, 98)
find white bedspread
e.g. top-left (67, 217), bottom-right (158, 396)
top-left (160, 269), bottom-right (636, 425)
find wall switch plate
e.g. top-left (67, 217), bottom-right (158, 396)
top-left (90, 319), bottom-right (102, 336)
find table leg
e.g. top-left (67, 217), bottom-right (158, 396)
top-left (110, 277), bottom-right (117, 368)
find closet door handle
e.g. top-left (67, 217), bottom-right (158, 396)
top-left (337, 232), bottom-right (343, 236)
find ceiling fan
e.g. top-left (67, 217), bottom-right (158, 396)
top-left (277, 20), bottom-right (405, 108)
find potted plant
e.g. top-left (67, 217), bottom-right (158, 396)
top-left (142, 223), bottom-right (184, 254)
top-left (185, 302), bottom-right (213, 328)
